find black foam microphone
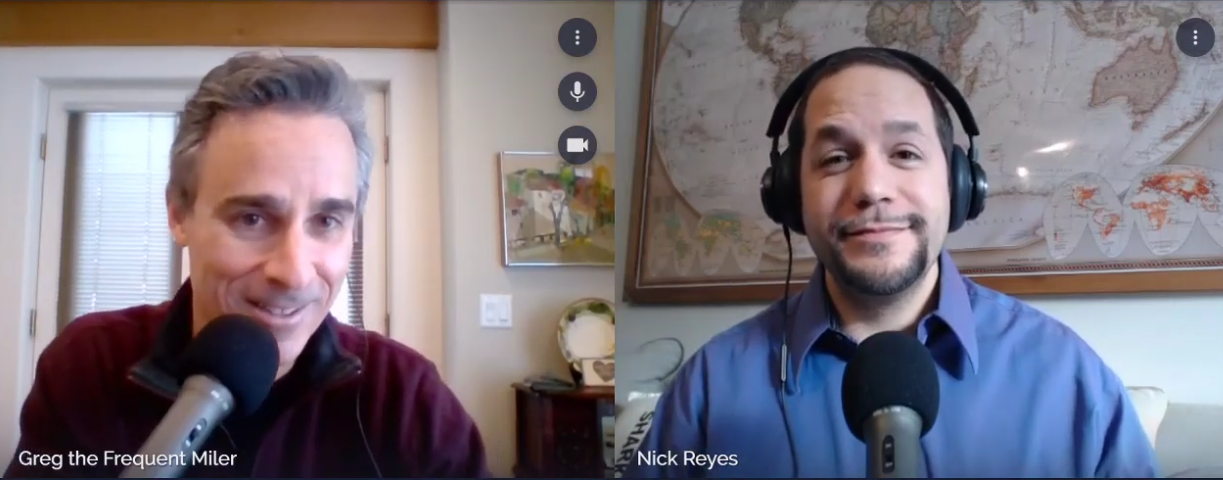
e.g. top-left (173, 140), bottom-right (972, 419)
top-left (841, 331), bottom-right (940, 478)
top-left (120, 315), bottom-right (279, 478)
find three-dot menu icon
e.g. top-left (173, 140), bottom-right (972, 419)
top-left (1177, 18), bottom-right (1215, 58)
top-left (559, 18), bottom-right (597, 57)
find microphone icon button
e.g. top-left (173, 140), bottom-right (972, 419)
top-left (558, 72), bottom-right (597, 112)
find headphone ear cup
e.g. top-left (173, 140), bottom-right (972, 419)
top-left (774, 148), bottom-right (805, 236)
top-left (760, 148), bottom-right (805, 236)
top-left (760, 164), bottom-right (784, 226)
top-left (947, 145), bottom-right (970, 233)
top-left (966, 159), bottom-right (987, 222)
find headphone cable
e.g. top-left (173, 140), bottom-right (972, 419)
top-left (775, 228), bottom-right (801, 477)
top-left (353, 316), bottom-right (384, 478)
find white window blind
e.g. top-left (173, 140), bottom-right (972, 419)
top-left (328, 89), bottom-right (384, 331)
top-left (61, 112), bottom-right (179, 322)
top-left (332, 217), bottom-right (365, 328)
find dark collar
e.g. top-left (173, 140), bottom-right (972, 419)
top-left (786, 250), bottom-right (979, 381)
top-left (128, 280), bottom-right (362, 399)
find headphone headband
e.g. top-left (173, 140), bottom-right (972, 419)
top-left (765, 47), bottom-right (979, 141)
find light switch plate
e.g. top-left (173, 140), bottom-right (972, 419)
top-left (480, 294), bottom-right (512, 329)
top-left (498, 295), bottom-right (512, 328)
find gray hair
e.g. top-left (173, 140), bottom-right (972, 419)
top-left (167, 51), bottom-right (373, 212)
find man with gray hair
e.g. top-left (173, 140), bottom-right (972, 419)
top-left (5, 52), bottom-right (490, 478)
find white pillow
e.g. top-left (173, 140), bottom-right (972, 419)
top-left (613, 392), bottom-right (661, 477)
top-left (1126, 386), bottom-right (1169, 448)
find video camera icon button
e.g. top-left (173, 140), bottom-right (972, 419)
top-left (558, 125), bottom-right (598, 165)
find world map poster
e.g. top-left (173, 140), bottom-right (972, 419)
top-left (625, 0), bottom-right (1223, 303)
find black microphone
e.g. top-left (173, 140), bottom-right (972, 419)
top-left (120, 315), bottom-right (279, 478)
top-left (840, 331), bottom-right (940, 478)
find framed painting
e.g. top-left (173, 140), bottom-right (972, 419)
top-left (624, 1), bottom-right (1223, 304)
top-left (500, 151), bottom-right (615, 267)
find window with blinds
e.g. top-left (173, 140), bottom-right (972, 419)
top-left (332, 217), bottom-right (365, 329)
top-left (58, 112), bottom-right (179, 326)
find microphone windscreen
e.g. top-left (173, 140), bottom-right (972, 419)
top-left (840, 331), bottom-right (940, 440)
top-left (179, 315), bottom-right (280, 415)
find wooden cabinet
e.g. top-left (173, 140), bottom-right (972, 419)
top-left (512, 383), bottom-right (614, 478)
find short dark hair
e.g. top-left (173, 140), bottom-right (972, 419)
top-left (787, 49), bottom-right (955, 162)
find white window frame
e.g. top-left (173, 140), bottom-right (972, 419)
top-left (0, 47), bottom-right (443, 469)
top-left (38, 88), bottom-right (191, 360)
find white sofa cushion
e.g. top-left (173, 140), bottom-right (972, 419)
top-left (613, 392), bottom-right (662, 477)
top-left (1158, 402), bottom-right (1223, 477)
top-left (1126, 386), bottom-right (1169, 448)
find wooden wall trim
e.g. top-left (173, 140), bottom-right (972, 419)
top-left (0, 1), bottom-right (438, 49)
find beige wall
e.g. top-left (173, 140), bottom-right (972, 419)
top-left (438, 2), bottom-right (616, 476)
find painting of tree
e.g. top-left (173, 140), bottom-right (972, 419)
top-left (500, 151), bottom-right (615, 266)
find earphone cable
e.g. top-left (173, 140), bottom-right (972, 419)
top-left (354, 320), bottom-right (383, 478)
top-left (776, 228), bottom-right (800, 477)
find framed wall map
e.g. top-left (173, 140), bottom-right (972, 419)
top-left (624, 1), bottom-right (1223, 304)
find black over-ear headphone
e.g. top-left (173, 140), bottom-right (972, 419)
top-left (759, 47), bottom-right (988, 236)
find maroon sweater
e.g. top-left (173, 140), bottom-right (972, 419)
top-left (3, 284), bottom-right (491, 478)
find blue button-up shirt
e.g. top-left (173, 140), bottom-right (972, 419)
top-left (626, 252), bottom-right (1158, 478)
